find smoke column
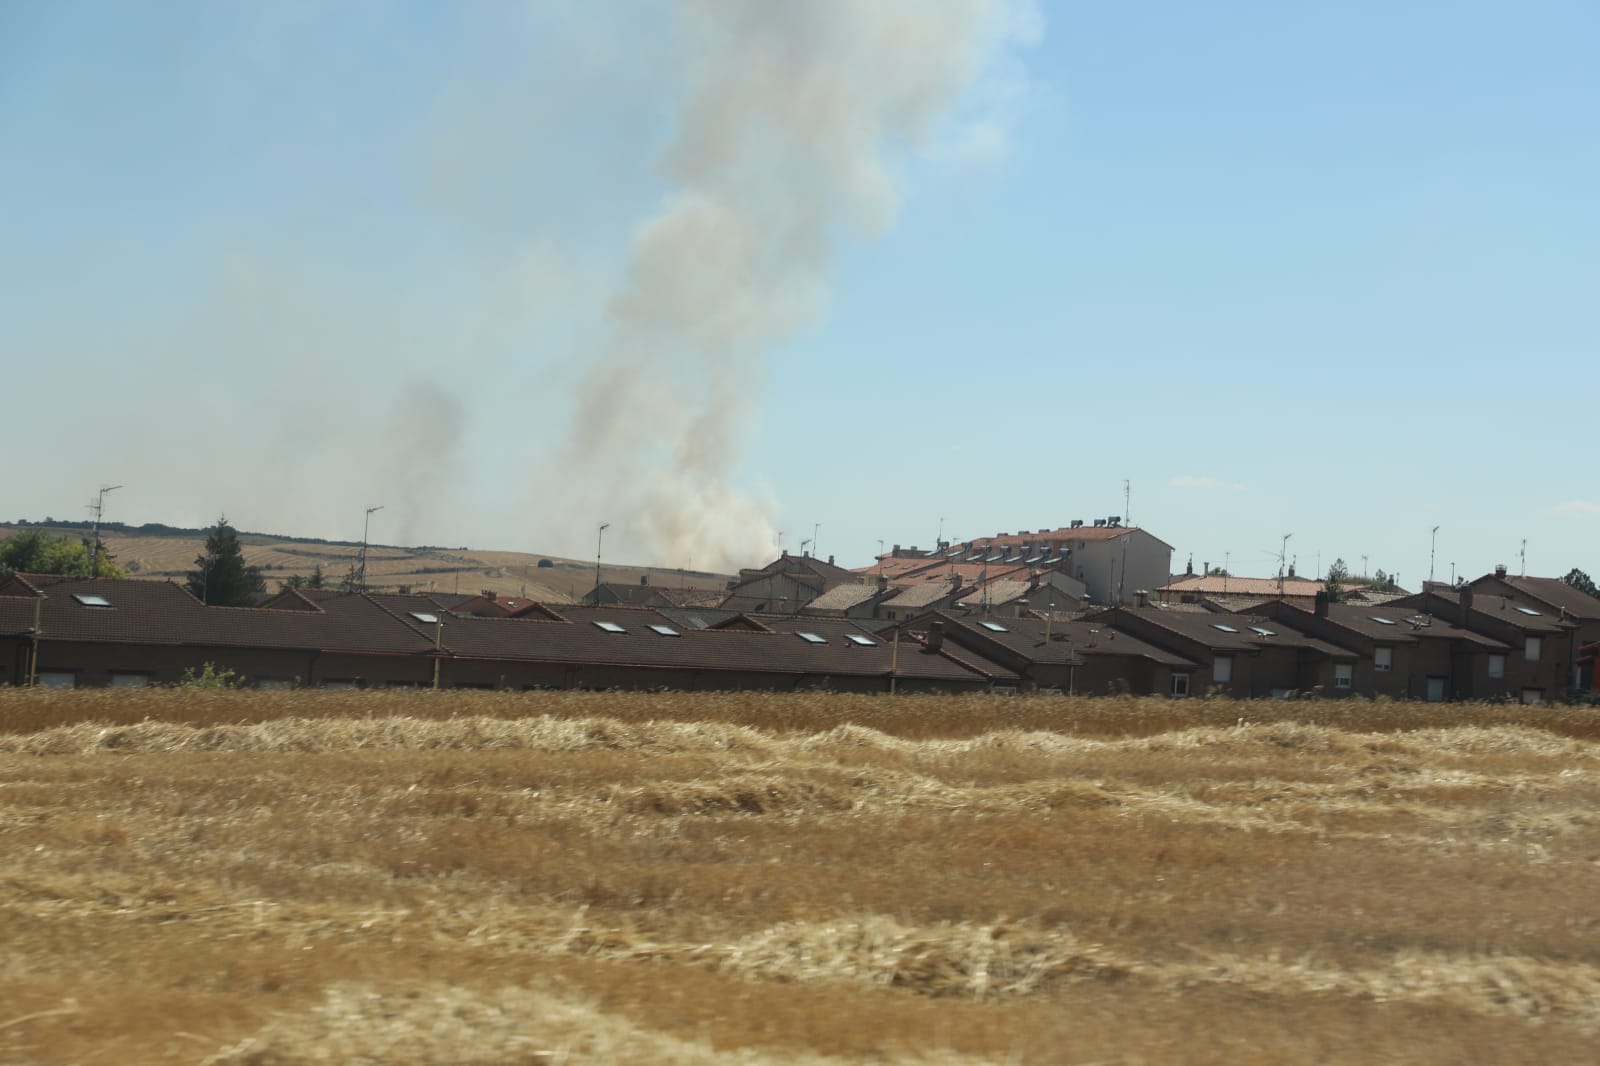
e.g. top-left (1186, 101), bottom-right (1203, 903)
top-left (557, 0), bottom-right (1031, 572)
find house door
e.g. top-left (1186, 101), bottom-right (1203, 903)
top-left (1425, 677), bottom-right (1446, 703)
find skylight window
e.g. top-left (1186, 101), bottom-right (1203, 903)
top-left (1514, 606), bottom-right (1542, 616)
top-left (648, 624), bottom-right (680, 637)
top-left (845, 633), bottom-right (877, 646)
top-left (1211, 624), bottom-right (1240, 633)
top-left (593, 621), bottom-right (626, 633)
top-left (409, 611), bottom-right (439, 625)
top-left (72, 594), bottom-right (112, 608)
top-left (797, 631), bottom-right (827, 644)
top-left (1370, 616), bottom-right (1397, 626)
top-left (1249, 626), bottom-right (1276, 637)
top-left (979, 621), bottom-right (1009, 632)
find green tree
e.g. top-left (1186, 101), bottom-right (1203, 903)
top-left (1325, 558), bottom-right (1349, 603)
top-left (184, 516), bottom-right (265, 606)
top-left (279, 564), bottom-right (327, 593)
top-left (0, 529), bottom-right (127, 579)
top-left (179, 662), bottom-right (242, 688)
top-left (1563, 568), bottom-right (1598, 599)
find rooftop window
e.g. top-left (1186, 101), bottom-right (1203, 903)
top-left (593, 621), bottom-right (626, 634)
top-left (72, 594), bottom-right (112, 608)
top-left (1514, 606), bottom-right (1542, 616)
top-left (979, 621), bottom-right (1009, 632)
top-left (1249, 626), bottom-right (1276, 637)
top-left (648, 624), bottom-right (680, 637)
top-left (845, 633), bottom-right (877, 647)
top-left (1211, 623), bottom-right (1240, 633)
top-left (1370, 616), bottom-right (1397, 626)
top-left (797, 631), bottom-right (827, 644)
top-left (409, 611), bottom-right (439, 625)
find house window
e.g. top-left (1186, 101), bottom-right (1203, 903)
top-left (1487, 654), bottom-right (1505, 679)
top-left (258, 678), bottom-right (294, 690)
top-left (109, 673), bottom-right (150, 688)
top-left (1521, 688), bottom-right (1543, 705)
top-left (1374, 646), bottom-right (1392, 672)
top-left (1335, 664), bottom-right (1353, 689)
top-left (37, 671), bottom-right (76, 689)
top-left (1212, 656), bottom-right (1233, 683)
top-left (1525, 636), bottom-right (1541, 662)
top-left (1171, 674), bottom-right (1189, 698)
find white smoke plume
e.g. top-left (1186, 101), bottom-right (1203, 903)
top-left (556, 0), bottom-right (1037, 573)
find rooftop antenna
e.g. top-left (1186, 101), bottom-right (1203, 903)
top-left (1429, 525), bottom-right (1439, 586)
top-left (1520, 538), bottom-right (1526, 577)
top-left (1224, 550), bottom-right (1230, 598)
top-left (1124, 478), bottom-right (1131, 526)
top-left (87, 483), bottom-right (122, 578)
top-left (937, 515), bottom-right (944, 547)
top-left (592, 522), bottom-right (610, 603)
top-left (357, 505), bottom-right (383, 592)
top-left (1277, 534), bottom-right (1292, 596)
top-left (812, 523), bottom-right (820, 558)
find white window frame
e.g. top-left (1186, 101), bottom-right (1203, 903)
top-left (1525, 636), bottom-right (1541, 662)
top-left (1171, 673), bottom-right (1190, 698)
top-left (1212, 656), bottom-right (1233, 683)
top-left (1374, 646), bottom-right (1392, 672)
top-left (1334, 663), bottom-right (1353, 689)
top-left (1487, 654), bottom-right (1505, 679)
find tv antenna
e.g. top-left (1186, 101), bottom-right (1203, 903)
top-left (86, 483), bottom-right (122, 578)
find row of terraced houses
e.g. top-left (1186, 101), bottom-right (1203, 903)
top-left (4, 519), bottom-right (1597, 700)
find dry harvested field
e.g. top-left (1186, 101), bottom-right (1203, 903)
top-left (3, 691), bottom-right (1599, 1065)
top-left (1, 525), bottom-right (732, 603)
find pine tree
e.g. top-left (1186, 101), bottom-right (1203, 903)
top-left (185, 516), bottom-right (265, 606)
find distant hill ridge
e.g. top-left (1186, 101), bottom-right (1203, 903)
top-left (1, 521), bottom-right (733, 603)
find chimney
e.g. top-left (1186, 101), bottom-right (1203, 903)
top-left (1287, 562), bottom-right (1296, 578)
top-left (1460, 586), bottom-right (1473, 612)
top-left (1135, 589), bottom-right (1150, 608)
top-left (640, 575), bottom-right (649, 586)
top-left (877, 572), bottom-right (888, 590)
top-left (482, 589), bottom-right (496, 600)
top-left (828, 555), bottom-right (835, 566)
top-left (926, 620), bottom-right (945, 652)
top-left (1494, 563), bottom-right (1508, 577)
top-left (1314, 590), bottom-right (1329, 617)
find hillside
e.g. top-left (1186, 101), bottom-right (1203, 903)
top-left (0, 523), bottom-right (733, 605)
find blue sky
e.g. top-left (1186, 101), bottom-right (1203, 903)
top-left (3, 1), bottom-right (1596, 586)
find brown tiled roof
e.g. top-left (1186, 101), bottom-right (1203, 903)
top-left (1160, 575), bottom-right (1324, 598)
top-left (803, 584), bottom-right (885, 612)
top-left (1099, 606), bottom-right (1350, 656)
top-left (883, 583), bottom-right (963, 610)
top-left (1481, 575), bottom-right (1600, 621)
top-left (955, 579), bottom-right (1031, 610)
top-left (928, 613), bottom-right (1194, 669)
top-left (432, 610), bottom-right (1015, 685)
top-left (1, 578), bottom-right (436, 656)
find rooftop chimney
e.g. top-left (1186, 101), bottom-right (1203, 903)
top-left (1494, 563), bottom-right (1508, 577)
top-left (926, 620), bottom-right (945, 652)
top-left (828, 554), bottom-right (835, 566)
top-left (1460, 586), bottom-right (1473, 612)
top-left (1314, 590), bottom-right (1329, 617)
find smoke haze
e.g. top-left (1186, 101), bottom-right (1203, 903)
top-left (556, 0), bottom-right (1031, 572)
top-left (1, 1), bottom-right (1037, 570)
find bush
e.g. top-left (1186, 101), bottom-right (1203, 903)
top-left (179, 662), bottom-right (242, 689)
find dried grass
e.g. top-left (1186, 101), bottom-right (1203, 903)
top-left (4, 689), bottom-right (1600, 1064)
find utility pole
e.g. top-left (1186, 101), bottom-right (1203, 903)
top-left (87, 484), bottom-right (122, 577)
top-left (358, 505), bottom-right (383, 592)
top-left (593, 523), bottom-right (610, 602)
top-left (1277, 535), bottom-right (1292, 596)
